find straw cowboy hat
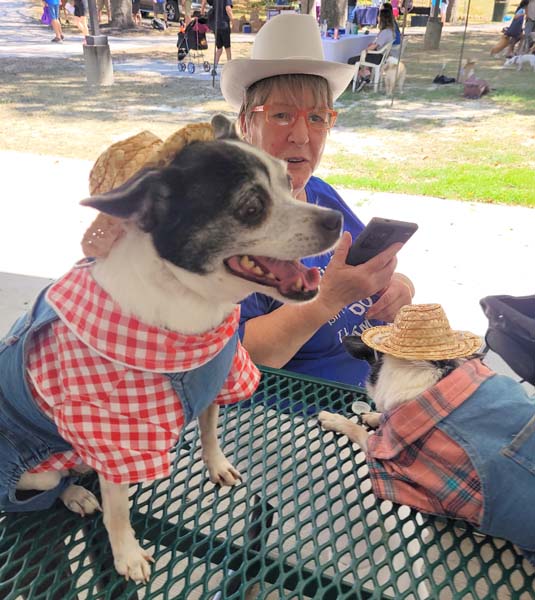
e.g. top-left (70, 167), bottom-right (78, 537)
top-left (220, 13), bottom-right (355, 110)
top-left (361, 304), bottom-right (483, 360)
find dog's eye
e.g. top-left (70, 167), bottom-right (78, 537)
top-left (235, 197), bottom-right (266, 225)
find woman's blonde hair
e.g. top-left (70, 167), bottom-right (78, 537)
top-left (238, 74), bottom-right (333, 138)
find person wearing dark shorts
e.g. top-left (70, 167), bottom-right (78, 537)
top-left (74, 0), bottom-right (88, 35)
top-left (202, 0), bottom-right (233, 71)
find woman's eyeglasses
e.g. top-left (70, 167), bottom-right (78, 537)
top-left (251, 105), bottom-right (338, 130)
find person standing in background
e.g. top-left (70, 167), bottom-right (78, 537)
top-left (44, 0), bottom-right (65, 42)
top-left (201, 0), bottom-right (233, 72)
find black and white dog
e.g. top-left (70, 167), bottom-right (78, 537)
top-left (4, 115), bottom-right (342, 582)
top-left (319, 331), bottom-right (535, 565)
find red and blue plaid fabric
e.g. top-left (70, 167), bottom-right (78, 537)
top-left (366, 359), bottom-right (494, 525)
top-left (26, 262), bottom-right (260, 484)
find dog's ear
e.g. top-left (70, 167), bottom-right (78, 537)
top-left (81, 168), bottom-right (171, 232)
top-left (342, 335), bottom-right (377, 362)
top-left (211, 114), bottom-right (239, 141)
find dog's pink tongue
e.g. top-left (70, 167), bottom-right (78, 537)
top-left (256, 257), bottom-right (321, 293)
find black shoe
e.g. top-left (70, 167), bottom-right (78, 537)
top-left (51, 37), bottom-right (63, 43)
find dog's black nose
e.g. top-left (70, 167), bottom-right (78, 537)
top-left (321, 210), bottom-right (343, 232)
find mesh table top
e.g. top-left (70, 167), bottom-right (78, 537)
top-left (1, 367), bottom-right (534, 599)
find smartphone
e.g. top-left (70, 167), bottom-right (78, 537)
top-left (346, 217), bottom-right (418, 266)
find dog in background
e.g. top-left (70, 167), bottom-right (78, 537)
top-left (2, 114), bottom-right (343, 583)
top-left (382, 56), bottom-right (406, 95)
top-left (459, 58), bottom-right (477, 82)
top-left (319, 303), bottom-right (535, 566)
top-left (503, 53), bottom-right (535, 71)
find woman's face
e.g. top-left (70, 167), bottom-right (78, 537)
top-left (242, 85), bottom-right (329, 201)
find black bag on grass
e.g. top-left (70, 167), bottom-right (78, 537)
top-left (152, 17), bottom-right (167, 30)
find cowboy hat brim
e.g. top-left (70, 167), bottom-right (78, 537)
top-left (361, 326), bottom-right (483, 361)
top-left (221, 58), bottom-right (356, 110)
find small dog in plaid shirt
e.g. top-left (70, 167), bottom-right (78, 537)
top-left (2, 115), bottom-right (342, 582)
top-left (319, 304), bottom-right (535, 566)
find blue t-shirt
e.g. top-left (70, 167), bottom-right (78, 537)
top-left (239, 176), bottom-right (381, 388)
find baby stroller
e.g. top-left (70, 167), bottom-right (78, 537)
top-left (177, 15), bottom-right (211, 74)
top-left (480, 294), bottom-right (535, 386)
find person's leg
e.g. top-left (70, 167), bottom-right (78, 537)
top-left (223, 30), bottom-right (231, 61)
top-left (214, 47), bottom-right (223, 66)
top-left (48, 5), bottom-right (64, 41)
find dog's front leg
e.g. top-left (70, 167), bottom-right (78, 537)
top-left (318, 411), bottom-right (370, 452)
top-left (198, 403), bottom-right (241, 485)
top-left (98, 475), bottom-right (153, 582)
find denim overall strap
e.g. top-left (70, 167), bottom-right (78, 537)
top-left (166, 331), bottom-right (239, 424)
top-left (0, 287), bottom-right (75, 512)
top-left (436, 374), bottom-right (535, 552)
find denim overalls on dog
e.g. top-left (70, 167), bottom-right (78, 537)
top-left (437, 374), bottom-right (535, 563)
top-left (0, 287), bottom-right (238, 513)
top-left (367, 361), bottom-right (535, 565)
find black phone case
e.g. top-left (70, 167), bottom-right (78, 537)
top-left (346, 217), bottom-right (418, 266)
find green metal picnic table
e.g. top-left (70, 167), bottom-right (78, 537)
top-left (1, 367), bottom-right (534, 599)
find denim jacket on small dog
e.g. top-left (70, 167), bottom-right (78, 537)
top-left (367, 360), bottom-right (535, 564)
top-left (0, 286), bottom-right (238, 512)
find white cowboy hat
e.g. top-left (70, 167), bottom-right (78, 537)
top-left (220, 13), bottom-right (355, 110)
top-left (361, 304), bottom-right (483, 361)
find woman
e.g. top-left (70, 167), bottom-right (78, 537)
top-left (491, 0), bottom-right (528, 57)
top-left (347, 6), bottom-right (396, 91)
top-left (220, 14), bottom-right (414, 387)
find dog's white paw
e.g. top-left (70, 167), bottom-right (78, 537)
top-left (60, 484), bottom-right (102, 516)
top-left (111, 536), bottom-right (154, 583)
top-left (361, 412), bottom-right (382, 429)
top-left (203, 450), bottom-right (241, 486)
top-left (318, 410), bottom-right (350, 435)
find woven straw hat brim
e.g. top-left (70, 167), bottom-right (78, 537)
top-left (361, 326), bottom-right (483, 360)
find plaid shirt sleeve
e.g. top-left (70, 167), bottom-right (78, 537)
top-left (215, 341), bottom-right (260, 406)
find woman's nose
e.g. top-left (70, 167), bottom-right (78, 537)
top-left (288, 115), bottom-right (310, 144)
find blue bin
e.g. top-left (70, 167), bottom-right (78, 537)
top-left (242, 23), bottom-right (251, 33)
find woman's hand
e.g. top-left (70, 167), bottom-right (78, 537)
top-left (313, 232), bottom-right (401, 320)
top-left (366, 272), bottom-right (414, 322)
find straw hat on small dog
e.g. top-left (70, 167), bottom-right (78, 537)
top-left (220, 13), bottom-right (355, 110)
top-left (361, 304), bottom-right (482, 360)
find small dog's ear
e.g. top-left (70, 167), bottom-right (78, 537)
top-left (81, 168), bottom-right (170, 232)
top-left (342, 335), bottom-right (377, 362)
top-left (211, 114), bottom-right (239, 141)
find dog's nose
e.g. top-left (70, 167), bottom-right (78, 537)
top-left (321, 209), bottom-right (343, 233)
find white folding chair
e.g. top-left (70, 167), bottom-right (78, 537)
top-left (352, 41), bottom-right (393, 93)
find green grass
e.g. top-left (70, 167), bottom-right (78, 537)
top-left (325, 158), bottom-right (535, 206)
top-left (321, 29), bottom-right (535, 207)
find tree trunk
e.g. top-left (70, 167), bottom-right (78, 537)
top-left (447, 0), bottom-right (458, 23)
top-left (111, 0), bottom-right (134, 28)
top-left (423, 1), bottom-right (442, 49)
top-left (301, 0), bottom-right (316, 16)
top-left (321, 0), bottom-right (347, 29)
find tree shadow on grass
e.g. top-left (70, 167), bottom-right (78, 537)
top-left (1, 57), bottom-right (223, 125)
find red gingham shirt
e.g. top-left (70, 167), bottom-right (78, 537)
top-left (26, 262), bottom-right (260, 484)
top-left (366, 359), bottom-right (490, 525)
